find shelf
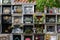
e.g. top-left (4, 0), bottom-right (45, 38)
top-left (12, 3), bottom-right (36, 5)
top-left (23, 23), bottom-right (34, 25)
top-left (12, 14), bottom-right (22, 16)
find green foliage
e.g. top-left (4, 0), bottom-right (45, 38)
top-left (36, 0), bottom-right (60, 12)
top-left (55, 0), bottom-right (60, 8)
top-left (28, 0), bottom-right (32, 2)
top-left (46, 0), bottom-right (56, 7)
top-left (36, 0), bottom-right (47, 12)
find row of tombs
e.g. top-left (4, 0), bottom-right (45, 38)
top-left (0, 34), bottom-right (59, 40)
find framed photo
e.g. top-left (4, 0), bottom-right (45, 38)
top-left (23, 5), bottom-right (34, 14)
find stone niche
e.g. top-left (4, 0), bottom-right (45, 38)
top-left (0, 34), bottom-right (10, 40)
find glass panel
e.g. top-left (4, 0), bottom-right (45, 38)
top-left (2, 16), bottom-right (12, 24)
top-left (12, 25), bottom-right (23, 33)
top-left (24, 5), bottom-right (34, 14)
top-left (24, 25), bottom-right (33, 34)
top-left (46, 15), bottom-right (56, 23)
top-left (2, 6), bottom-right (11, 14)
top-left (34, 24), bottom-right (45, 34)
top-left (2, 24), bottom-right (12, 33)
top-left (13, 16), bottom-right (22, 25)
top-left (46, 25), bottom-right (55, 33)
top-left (23, 15), bottom-right (33, 23)
top-left (12, 5), bottom-right (22, 14)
